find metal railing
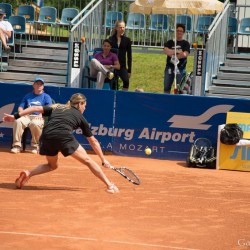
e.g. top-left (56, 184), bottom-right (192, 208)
top-left (68, 0), bottom-right (104, 87)
top-left (205, 0), bottom-right (231, 92)
top-left (235, 4), bottom-right (250, 52)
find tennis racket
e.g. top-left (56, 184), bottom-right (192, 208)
top-left (110, 166), bottom-right (141, 185)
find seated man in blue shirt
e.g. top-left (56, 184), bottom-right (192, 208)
top-left (11, 77), bottom-right (52, 154)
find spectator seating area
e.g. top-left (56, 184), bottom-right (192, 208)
top-left (0, 3), bottom-right (79, 62)
top-left (0, 2), bottom-right (247, 51)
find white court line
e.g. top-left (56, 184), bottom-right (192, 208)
top-left (0, 231), bottom-right (199, 250)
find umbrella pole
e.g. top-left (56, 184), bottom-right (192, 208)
top-left (173, 10), bottom-right (178, 94)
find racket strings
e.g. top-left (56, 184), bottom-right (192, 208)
top-left (120, 168), bottom-right (140, 184)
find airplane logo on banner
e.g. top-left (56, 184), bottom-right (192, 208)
top-left (167, 104), bottom-right (234, 130)
top-left (0, 103), bottom-right (15, 128)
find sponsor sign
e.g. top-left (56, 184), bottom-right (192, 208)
top-left (226, 111), bottom-right (250, 139)
top-left (1, 83), bottom-right (250, 160)
top-left (70, 42), bottom-right (81, 88)
top-left (217, 125), bottom-right (250, 171)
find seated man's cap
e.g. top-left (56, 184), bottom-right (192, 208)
top-left (0, 10), bottom-right (6, 15)
top-left (34, 77), bottom-right (45, 85)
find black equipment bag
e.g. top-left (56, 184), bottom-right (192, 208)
top-left (186, 138), bottom-right (216, 169)
top-left (220, 123), bottom-right (243, 145)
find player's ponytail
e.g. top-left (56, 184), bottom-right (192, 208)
top-left (50, 93), bottom-right (86, 111)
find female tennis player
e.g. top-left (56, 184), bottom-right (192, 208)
top-left (3, 93), bottom-right (119, 194)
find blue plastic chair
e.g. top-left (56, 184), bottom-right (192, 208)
top-left (57, 8), bottom-right (79, 39)
top-left (35, 6), bottom-right (57, 41)
top-left (17, 5), bottom-right (35, 40)
top-left (238, 17), bottom-right (250, 35)
top-left (126, 13), bottom-right (146, 30)
top-left (9, 15), bottom-right (27, 51)
top-left (7, 30), bottom-right (15, 59)
top-left (149, 14), bottom-right (168, 31)
top-left (126, 13), bottom-right (146, 45)
top-left (58, 8), bottom-right (79, 26)
top-left (104, 11), bottom-right (123, 35)
top-left (228, 17), bottom-right (238, 35)
top-left (105, 11), bottom-right (123, 29)
top-left (176, 15), bottom-right (192, 33)
top-left (0, 3), bottom-right (12, 20)
top-left (148, 14), bottom-right (168, 46)
top-left (195, 16), bottom-right (214, 47)
top-left (195, 16), bottom-right (214, 34)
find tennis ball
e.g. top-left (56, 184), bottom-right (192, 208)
top-left (145, 148), bottom-right (152, 155)
top-left (81, 36), bottom-right (86, 42)
top-left (192, 42), bottom-right (198, 49)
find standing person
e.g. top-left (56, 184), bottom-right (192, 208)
top-left (163, 23), bottom-right (190, 94)
top-left (90, 39), bottom-right (120, 89)
top-left (11, 77), bottom-right (52, 154)
top-left (3, 93), bottom-right (119, 194)
top-left (109, 20), bottom-right (132, 91)
top-left (0, 10), bottom-right (13, 53)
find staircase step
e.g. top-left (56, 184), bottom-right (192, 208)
top-left (208, 86), bottom-right (250, 97)
top-left (205, 92), bottom-right (250, 99)
top-left (212, 79), bottom-right (250, 87)
top-left (8, 59), bottom-right (67, 69)
top-left (14, 52), bottom-right (67, 62)
top-left (219, 66), bottom-right (250, 73)
top-left (227, 53), bottom-right (250, 60)
top-left (23, 41), bottom-right (68, 49)
top-left (0, 39), bottom-right (69, 87)
top-left (0, 72), bottom-right (66, 86)
top-left (217, 72), bottom-right (250, 81)
top-left (224, 59), bottom-right (250, 67)
top-left (22, 47), bottom-right (68, 56)
top-left (7, 65), bottom-right (67, 75)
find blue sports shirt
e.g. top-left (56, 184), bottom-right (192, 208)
top-left (19, 92), bottom-right (52, 115)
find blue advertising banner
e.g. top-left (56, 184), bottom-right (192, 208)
top-left (113, 91), bottom-right (250, 160)
top-left (1, 82), bottom-right (250, 161)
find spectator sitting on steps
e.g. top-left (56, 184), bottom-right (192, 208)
top-left (0, 10), bottom-right (13, 53)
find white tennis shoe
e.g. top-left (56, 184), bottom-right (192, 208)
top-left (11, 146), bottom-right (21, 154)
top-left (31, 147), bottom-right (39, 154)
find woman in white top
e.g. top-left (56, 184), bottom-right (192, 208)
top-left (0, 10), bottom-right (13, 53)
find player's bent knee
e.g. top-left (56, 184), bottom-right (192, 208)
top-left (49, 163), bottom-right (58, 171)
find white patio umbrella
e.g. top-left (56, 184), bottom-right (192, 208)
top-left (130, 0), bottom-right (224, 93)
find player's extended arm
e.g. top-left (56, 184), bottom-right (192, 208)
top-left (3, 106), bottom-right (44, 122)
top-left (86, 136), bottom-right (111, 168)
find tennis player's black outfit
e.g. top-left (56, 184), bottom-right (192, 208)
top-left (39, 106), bottom-right (92, 157)
top-left (109, 34), bottom-right (132, 89)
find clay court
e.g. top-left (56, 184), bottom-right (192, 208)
top-left (1, 148), bottom-right (250, 250)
